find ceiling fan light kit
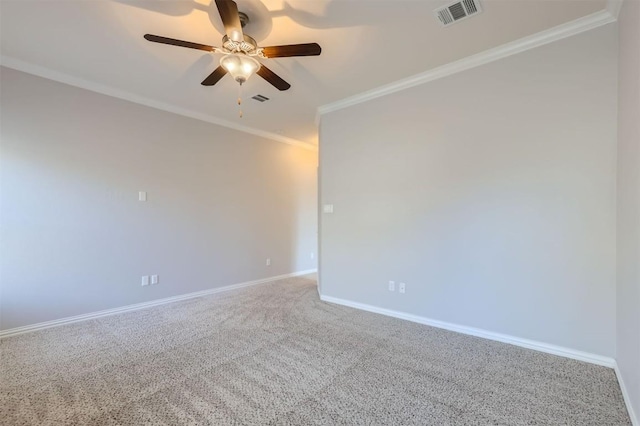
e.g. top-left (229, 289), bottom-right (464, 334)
top-left (220, 54), bottom-right (260, 85)
top-left (143, 0), bottom-right (322, 117)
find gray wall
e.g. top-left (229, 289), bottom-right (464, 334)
top-left (319, 26), bottom-right (618, 357)
top-left (616, 0), bottom-right (640, 419)
top-left (0, 67), bottom-right (318, 330)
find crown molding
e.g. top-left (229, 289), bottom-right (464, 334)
top-left (0, 56), bottom-right (317, 152)
top-left (318, 9), bottom-right (617, 117)
top-left (606, 0), bottom-right (623, 19)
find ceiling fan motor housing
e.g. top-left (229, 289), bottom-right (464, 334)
top-left (222, 34), bottom-right (257, 53)
top-left (238, 11), bottom-right (249, 28)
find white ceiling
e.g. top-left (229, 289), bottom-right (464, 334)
top-left (1, 0), bottom-right (607, 146)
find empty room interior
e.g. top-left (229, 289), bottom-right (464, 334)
top-left (1, 0), bottom-right (639, 424)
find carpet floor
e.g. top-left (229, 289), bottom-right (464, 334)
top-left (0, 275), bottom-right (631, 425)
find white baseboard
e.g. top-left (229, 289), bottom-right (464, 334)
top-left (614, 362), bottom-right (639, 426)
top-left (319, 294), bottom-right (615, 368)
top-left (0, 269), bottom-right (317, 339)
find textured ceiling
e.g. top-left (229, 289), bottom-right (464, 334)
top-left (1, 0), bottom-right (607, 145)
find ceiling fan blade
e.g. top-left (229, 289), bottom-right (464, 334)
top-left (256, 65), bottom-right (291, 91)
top-left (261, 43), bottom-right (322, 58)
top-left (144, 34), bottom-right (216, 52)
top-left (201, 66), bottom-right (228, 86)
top-left (215, 0), bottom-right (244, 43)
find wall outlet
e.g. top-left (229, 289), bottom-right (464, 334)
top-left (141, 276), bottom-right (149, 286)
top-left (388, 281), bottom-right (395, 292)
top-left (266, 258), bottom-right (271, 266)
top-left (399, 282), bottom-right (406, 294)
top-left (310, 252), bottom-right (315, 259)
top-left (151, 275), bottom-right (159, 285)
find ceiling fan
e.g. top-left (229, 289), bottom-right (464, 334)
top-left (144, 0), bottom-right (321, 92)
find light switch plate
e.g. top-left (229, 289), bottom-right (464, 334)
top-left (323, 204), bottom-right (334, 213)
top-left (141, 276), bottom-right (149, 286)
top-left (139, 191), bottom-right (147, 202)
top-left (151, 275), bottom-right (158, 285)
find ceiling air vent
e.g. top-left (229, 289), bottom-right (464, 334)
top-left (251, 94), bottom-right (269, 102)
top-left (435, 0), bottom-right (482, 27)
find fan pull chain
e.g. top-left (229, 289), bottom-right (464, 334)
top-left (237, 82), bottom-right (243, 118)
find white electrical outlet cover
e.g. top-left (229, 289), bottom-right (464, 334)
top-left (141, 276), bottom-right (149, 286)
top-left (388, 281), bottom-right (395, 291)
top-left (151, 275), bottom-right (158, 285)
top-left (139, 191), bottom-right (147, 202)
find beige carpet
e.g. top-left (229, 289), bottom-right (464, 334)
top-left (0, 275), bottom-right (631, 425)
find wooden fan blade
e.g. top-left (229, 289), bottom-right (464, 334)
top-left (215, 0), bottom-right (244, 42)
top-left (261, 43), bottom-right (322, 58)
top-left (144, 34), bottom-right (216, 52)
top-left (201, 66), bottom-right (228, 86)
top-left (256, 65), bottom-right (291, 91)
